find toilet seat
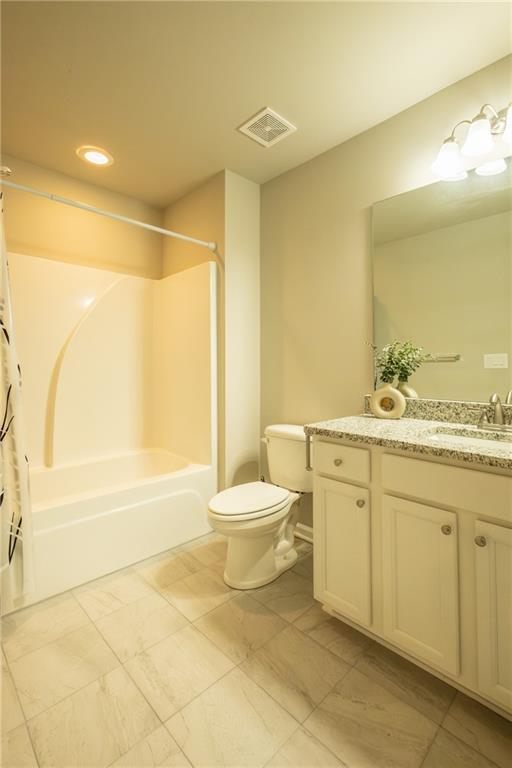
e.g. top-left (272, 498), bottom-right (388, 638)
top-left (208, 481), bottom-right (291, 523)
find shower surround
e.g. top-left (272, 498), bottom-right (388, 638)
top-left (7, 253), bottom-right (217, 611)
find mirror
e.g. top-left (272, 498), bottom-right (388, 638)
top-left (372, 166), bottom-right (512, 402)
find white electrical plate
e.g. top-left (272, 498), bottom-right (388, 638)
top-left (484, 353), bottom-right (509, 369)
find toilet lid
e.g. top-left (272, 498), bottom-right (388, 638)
top-left (209, 481), bottom-right (290, 517)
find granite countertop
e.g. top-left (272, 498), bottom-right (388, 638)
top-left (304, 415), bottom-right (512, 471)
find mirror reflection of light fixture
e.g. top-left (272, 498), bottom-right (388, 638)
top-left (432, 102), bottom-right (511, 181)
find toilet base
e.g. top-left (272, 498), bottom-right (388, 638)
top-left (224, 547), bottom-right (298, 590)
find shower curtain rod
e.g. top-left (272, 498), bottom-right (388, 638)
top-left (0, 177), bottom-right (218, 252)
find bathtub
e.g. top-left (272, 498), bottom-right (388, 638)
top-left (24, 450), bottom-right (216, 608)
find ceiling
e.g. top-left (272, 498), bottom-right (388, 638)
top-left (2, 1), bottom-right (511, 207)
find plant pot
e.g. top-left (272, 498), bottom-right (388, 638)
top-left (369, 383), bottom-right (406, 420)
top-left (397, 380), bottom-right (418, 398)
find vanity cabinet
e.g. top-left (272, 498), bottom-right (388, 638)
top-left (311, 437), bottom-right (512, 718)
top-left (381, 495), bottom-right (460, 676)
top-left (474, 520), bottom-right (512, 712)
top-left (313, 477), bottom-right (371, 626)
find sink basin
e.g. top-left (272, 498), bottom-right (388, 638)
top-left (424, 425), bottom-right (512, 449)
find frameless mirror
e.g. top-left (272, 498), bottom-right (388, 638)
top-left (372, 166), bottom-right (512, 402)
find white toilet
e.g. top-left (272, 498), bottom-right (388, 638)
top-left (208, 424), bottom-right (312, 589)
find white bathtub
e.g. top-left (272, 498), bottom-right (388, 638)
top-left (24, 450), bottom-right (216, 608)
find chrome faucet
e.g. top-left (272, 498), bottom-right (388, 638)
top-left (477, 392), bottom-right (512, 431)
top-left (489, 393), bottom-right (505, 425)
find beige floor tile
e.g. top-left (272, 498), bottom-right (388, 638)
top-left (241, 624), bottom-right (349, 722)
top-left (166, 667), bottom-right (297, 768)
top-left (73, 569), bottom-right (155, 621)
top-left (124, 624), bottom-right (233, 720)
top-left (266, 727), bottom-right (343, 767)
top-left (95, 592), bottom-right (188, 662)
top-left (135, 551), bottom-right (197, 591)
top-left (194, 593), bottom-right (286, 664)
top-left (304, 667), bottom-right (437, 768)
top-left (1, 652), bottom-right (24, 734)
top-left (1, 593), bottom-right (90, 662)
top-left (178, 537), bottom-right (227, 570)
top-left (294, 603), bottom-right (369, 665)
top-left (292, 553), bottom-right (313, 581)
top-left (111, 726), bottom-right (191, 767)
top-left (160, 567), bottom-right (236, 621)
top-left (356, 642), bottom-right (456, 723)
top-left (443, 693), bottom-right (512, 768)
top-left (294, 539), bottom-right (313, 558)
top-left (1, 724), bottom-right (38, 767)
top-left (251, 571), bottom-right (314, 623)
top-left (422, 728), bottom-right (500, 768)
top-left (28, 667), bottom-right (159, 768)
top-left (9, 623), bottom-right (119, 719)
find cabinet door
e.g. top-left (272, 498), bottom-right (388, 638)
top-left (474, 520), bottom-right (512, 712)
top-left (382, 495), bottom-right (460, 676)
top-left (313, 476), bottom-right (371, 627)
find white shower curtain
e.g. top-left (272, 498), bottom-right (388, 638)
top-left (0, 194), bottom-right (34, 614)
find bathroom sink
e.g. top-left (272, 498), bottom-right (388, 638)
top-left (424, 425), bottom-right (512, 449)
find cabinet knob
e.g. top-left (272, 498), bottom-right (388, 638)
top-left (333, 458), bottom-right (343, 467)
top-left (356, 499), bottom-right (366, 508)
top-left (441, 525), bottom-right (452, 535)
top-left (474, 535), bottom-right (487, 547)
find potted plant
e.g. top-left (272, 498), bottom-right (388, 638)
top-left (369, 340), bottom-right (425, 418)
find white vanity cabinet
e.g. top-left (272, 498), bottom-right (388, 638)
top-left (313, 477), bottom-right (371, 626)
top-left (474, 520), bottom-right (512, 712)
top-left (311, 436), bottom-right (512, 718)
top-left (381, 495), bottom-right (460, 676)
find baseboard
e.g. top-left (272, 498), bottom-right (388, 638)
top-left (295, 522), bottom-right (313, 544)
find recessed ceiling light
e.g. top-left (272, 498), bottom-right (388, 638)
top-left (76, 145), bottom-right (114, 166)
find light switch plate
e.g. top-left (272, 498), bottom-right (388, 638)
top-left (484, 353), bottom-right (509, 369)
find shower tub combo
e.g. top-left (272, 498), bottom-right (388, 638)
top-left (30, 451), bottom-right (215, 602)
top-left (9, 255), bottom-right (217, 609)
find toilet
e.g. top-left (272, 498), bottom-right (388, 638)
top-left (208, 424), bottom-right (312, 589)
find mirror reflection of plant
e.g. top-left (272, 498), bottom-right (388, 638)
top-left (371, 340), bottom-right (425, 388)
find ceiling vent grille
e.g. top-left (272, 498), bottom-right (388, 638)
top-left (238, 107), bottom-right (297, 147)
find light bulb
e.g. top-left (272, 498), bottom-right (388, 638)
top-left (431, 138), bottom-right (467, 180)
top-left (475, 158), bottom-right (507, 176)
top-left (461, 115), bottom-right (494, 157)
top-left (503, 104), bottom-right (512, 144)
top-left (76, 145), bottom-right (114, 166)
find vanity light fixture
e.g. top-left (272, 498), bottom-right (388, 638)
top-left (76, 145), bottom-right (114, 166)
top-left (430, 138), bottom-right (467, 181)
top-left (461, 110), bottom-right (494, 157)
top-left (475, 158), bottom-right (507, 177)
top-left (432, 102), bottom-right (511, 180)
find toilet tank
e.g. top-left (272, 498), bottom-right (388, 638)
top-left (264, 424), bottom-right (313, 493)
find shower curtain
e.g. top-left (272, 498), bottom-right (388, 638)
top-left (0, 194), bottom-right (34, 614)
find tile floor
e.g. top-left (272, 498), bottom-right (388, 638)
top-left (2, 533), bottom-right (511, 768)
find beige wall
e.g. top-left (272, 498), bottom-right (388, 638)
top-left (162, 172), bottom-right (225, 277)
top-left (3, 154), bottom-right (163, 278)
top-left (224, 171), bottom-right (260, 487)
top-left (261, 56), bottom-right (512, 432)
top-left (152, 263), bottom-right (215, 465)
top-left (162, 170), bottom-right (260, 489)
top-left (162, 172), bottom-right (227, 486)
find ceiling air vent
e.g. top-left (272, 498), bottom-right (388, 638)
top-left (238, 107), bottom-right (297, 147)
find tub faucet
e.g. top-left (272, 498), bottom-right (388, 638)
top-left (489, 393), bottom-right (505, 425)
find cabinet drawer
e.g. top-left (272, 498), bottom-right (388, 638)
top-left (314, 440), bottom-right (370, 484)
top-left (382, 453), bottom-right (512, 522)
